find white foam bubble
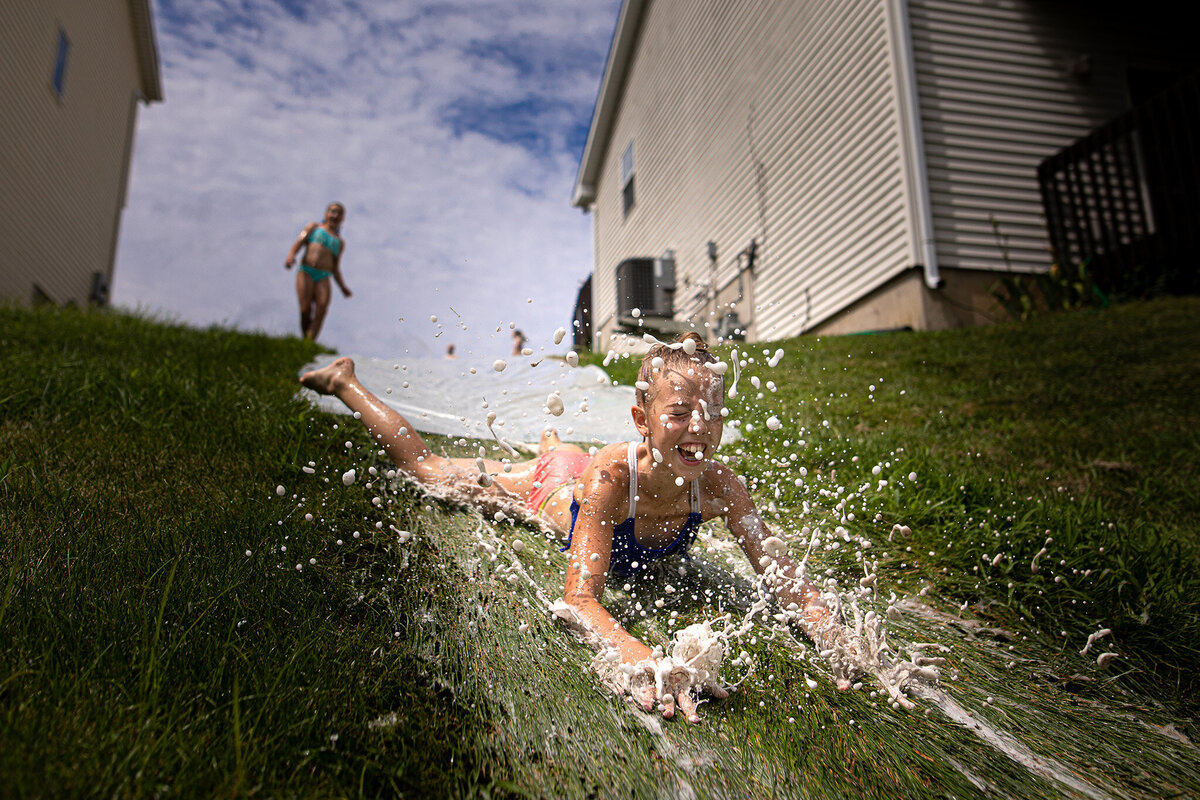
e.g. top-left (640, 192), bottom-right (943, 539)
top-left (1080, 628), bottom-right (1112, 655)
top-left (761, 536), bottom-right (788, 559)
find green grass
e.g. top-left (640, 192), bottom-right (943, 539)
top-left (2, 298), bottom-right (1198, 798)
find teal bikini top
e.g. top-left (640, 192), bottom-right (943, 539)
top-left (307, 226), bottom-right (342, 257)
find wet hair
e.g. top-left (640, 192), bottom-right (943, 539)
top-left (635, 331), bottom-right (721, 407)
top-left (327, 202), bottom-right (345, 215)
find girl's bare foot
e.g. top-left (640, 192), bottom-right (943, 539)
top-left (539, 427), bottom-right (564, 453)
top-left (300, 357), bottom-right (355, 395)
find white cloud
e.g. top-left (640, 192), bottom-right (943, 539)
top-left (114, 0), bottom-right (619, 358)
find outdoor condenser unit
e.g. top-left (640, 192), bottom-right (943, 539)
top-left (616, 252), bottom-right (675, 318)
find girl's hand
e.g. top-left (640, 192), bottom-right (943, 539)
top-left (625, 658), bottom-right (726, 724)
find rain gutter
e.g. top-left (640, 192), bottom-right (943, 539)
top-left (572, 0), bottom-right (647, 208)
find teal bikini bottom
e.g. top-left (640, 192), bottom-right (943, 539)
top-left (299, 264), bottom-right (332, 283)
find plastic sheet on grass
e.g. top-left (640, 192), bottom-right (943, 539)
top-left (299, 353), bottom-right (740, 447)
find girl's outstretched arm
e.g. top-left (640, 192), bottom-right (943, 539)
top-left (286, 222), bottom-right (315, 267)
top-left (711, 464), bottom-right (855, 689)
top-left (562, 456), bottom-right (649, 654)
top-left (332, 245), bottom-right (352, 297)
top-left (562, 452), bottom-right (704, 723)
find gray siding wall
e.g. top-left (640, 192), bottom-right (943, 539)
top-left (909, 0), bottom-right (1186, 274)
top-left (591, 0), bottom-right (915, 346)
top-left (0, 0), bottom-right (143, 306)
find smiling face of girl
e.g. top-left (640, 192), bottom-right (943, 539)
top-left (632, 333), bottom-right (726, 478)
top-left (634, 365), bottom-right (725, 479)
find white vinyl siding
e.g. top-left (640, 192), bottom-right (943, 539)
top-left (0, 0), bottom-right (150, 306)
top-left (590, 0), bottom-right (913, 344)
top-left (580, 0), bottom-right (1198, 343)
top-left (908, 0), bottom-right (1132, 273)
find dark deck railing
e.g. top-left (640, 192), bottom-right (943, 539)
top-left (1038, 71), bottom-right (1200, 293)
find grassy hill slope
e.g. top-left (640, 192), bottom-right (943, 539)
top-left (1, 300), bottom-right (1197, 798)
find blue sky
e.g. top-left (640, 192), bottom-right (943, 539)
top-left (113, 0), bottom-right (621, 358)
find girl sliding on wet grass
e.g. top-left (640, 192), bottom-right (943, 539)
top-left (301, 332), bottom-right (855, 723)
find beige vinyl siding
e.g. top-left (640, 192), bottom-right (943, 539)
top-left (590, 0), bottom-right (913, 345)
top-left (908, 0), bottom-right (1133, 274)
top-left (0, 0), bottom-right (144, 306)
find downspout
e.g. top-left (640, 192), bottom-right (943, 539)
top-left (889, 0), bottom-right (942, 289)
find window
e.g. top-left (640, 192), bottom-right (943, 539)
top-left (620, 139), bottom-right (635, 216)
top-left (52, 28), bottom-right (70, 99)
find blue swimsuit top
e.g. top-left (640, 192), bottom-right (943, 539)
top-left (564, 441), bottom-right (703, 580)
top-left (307, 226), bottom-right (342, 257)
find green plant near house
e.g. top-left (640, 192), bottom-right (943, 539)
top-left (990, 258), bottom-right (1108, 321)
top-left (987, 216), bottom-right (1107, 320)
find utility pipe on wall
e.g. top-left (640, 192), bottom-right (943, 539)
top-left (888, 0), bottom-right (943, 290)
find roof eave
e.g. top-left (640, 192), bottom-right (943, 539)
top-left (128, 0), bottom-right (163, 102)
top-left (571, 0), bottom-right (647, 208)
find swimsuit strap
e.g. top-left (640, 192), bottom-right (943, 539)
top-left (690, 477), bottom-right (701, 515)
top-left (626, 441), bottom-right (639, 516)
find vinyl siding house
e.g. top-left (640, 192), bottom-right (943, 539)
top-left (0, 0), bottom-right (162, 308)
top-left (572, 0), bottom-right (1196, 348)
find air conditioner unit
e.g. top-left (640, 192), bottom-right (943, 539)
top-left (615, 258), bottom-right (653, 317)
top-left (616, 253), bottom-right (675, 318)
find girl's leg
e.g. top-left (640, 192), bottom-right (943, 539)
top-left (532, 428), bottom-right (589, 535)
top-left (300, 357), bottom-right (442, 479)
top-left (295, 271), bottom-right (316, 337)
top-left (308, 280), bottom-right (332, 341)
top-left (538, 427), bottom-right (585, 455)
top-left (300, 358), bottom-right (540, 493)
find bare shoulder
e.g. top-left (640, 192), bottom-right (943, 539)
top-left (573, 442), bottom-right (632, 511)
top-left (579, 442), bottom-right (631, 485)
